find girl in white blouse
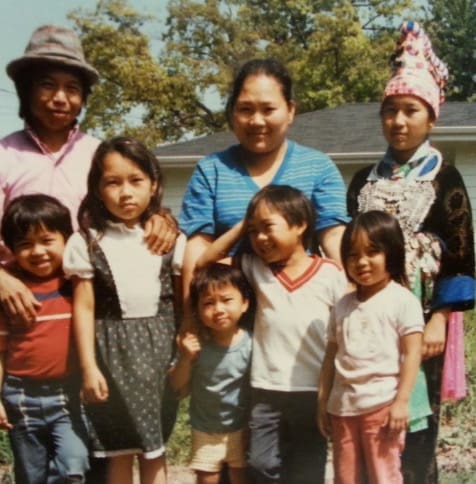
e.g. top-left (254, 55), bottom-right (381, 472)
top-left (64, 136), bottom-right (183, 484)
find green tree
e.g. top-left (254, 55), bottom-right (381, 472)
top-left (424, 0), bottom-right (475, 100)
top-left (72, 0), bottom-right (415, 141)
top-left (163, 0), bottom-right (413, 113)
top-left (70, 0), bottom-right (215, 145)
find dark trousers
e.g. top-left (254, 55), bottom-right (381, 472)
top-left (248, 389), bottom-right (327, 484)
top-left (402, 354), bottom-right (444, 484)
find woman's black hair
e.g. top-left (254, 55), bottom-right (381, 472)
top-left (14, 63), bottom-right (91, 122)
top-left (225, 58), bottom-right (294, 126)
top-left (1, 194), bottom-right (73, 250)
top-left (244, 185), bottom-right (316, 250)
top-left (341, 210), bottom-right (408, 287)
top-left (78, 136), bottom-right (163, 234)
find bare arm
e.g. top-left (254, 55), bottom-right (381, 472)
top-left (0, 267), bottom-right (41, 326)
top-left (181, 223), bottom-right (244, 334)
top-left (317, 342), bottom-right (337, 438)
top-left (318, 225), bottom-right (345, 266)
top-left (181, 234), bottom-right (214, 334)
top-left (168, 332), bottom-right (201, 398)
top-left (195, 221), bottom-right (245, 269)
top-left (0, 352), bottom-right (12, 430)
top-left (72, 277), bottom-right (108, 403)
top-left (423, 307), bottom-right (450, 359)
top-left (386, 332), bottom-right (422, 432)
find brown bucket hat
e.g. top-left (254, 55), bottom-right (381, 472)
top-left (6, 25), bottom-right (99, 86)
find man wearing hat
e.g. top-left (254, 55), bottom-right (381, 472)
top-left (0, 25), bottom-right (177, 327)
top-left (0, 25), bottom-right (179, 483)
top-left (0, 24), bottom-right (108, 484)
top-left (0, 25), bottom-right (101, 324)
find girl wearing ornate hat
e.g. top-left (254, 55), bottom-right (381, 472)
top-left (347, 21), bottom-right (474, 483)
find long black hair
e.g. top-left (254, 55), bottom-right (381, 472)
top-left (78, 136), bottom-right (163, 234)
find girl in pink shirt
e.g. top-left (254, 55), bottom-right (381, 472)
top-left (319, 211), bottom-right (424, 484)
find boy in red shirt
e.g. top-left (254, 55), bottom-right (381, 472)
top-left (0, 194), bottom-right (88, 483)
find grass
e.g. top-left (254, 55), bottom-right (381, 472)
top-left (438, 311), bottom-right (476, 482)
top-left (167, 397), bottom-right (192, 465)
top-left (0, 313), bottom-right (475, 481)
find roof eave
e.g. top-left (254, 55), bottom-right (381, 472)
top-left (431, 126), bottom-right (476, 142)
top-left (158, 126), bottom-right (476, 168)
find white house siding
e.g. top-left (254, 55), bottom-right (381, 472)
top-left (161, 165), bottom-right (194, 217)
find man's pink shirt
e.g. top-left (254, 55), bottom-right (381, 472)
top-left (0, 125), bottom-right (100, 260)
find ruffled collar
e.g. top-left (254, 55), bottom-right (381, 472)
top-left (368, 141), bottom-right (442, 182)
top-left (105, 220), bottom-right (143, 234)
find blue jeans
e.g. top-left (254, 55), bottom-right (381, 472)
top-left (2, 375), bottom-right (89, 484)
top-left (248, 389), bottom-right (327, 484)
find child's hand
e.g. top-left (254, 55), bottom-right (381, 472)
top-left (384, 400), bottom-right (409, 433)
top-left (82, 366), bottom-right (109, 403)
top-left (0, 402), bottom-right (12, 430)
top-left (317, 402), bottom-right (331, 439)
top-left (179, 332), bottom-right (201, 362)
top-left (422, 312), bottom-right (447, 359)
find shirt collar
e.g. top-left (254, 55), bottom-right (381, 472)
top-left (24, 121), bottom-right (80, 160)
top-left (368, 140), bottom-right (442, 182)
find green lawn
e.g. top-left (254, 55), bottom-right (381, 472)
top-left (0, 312), bottom-right (474, 481)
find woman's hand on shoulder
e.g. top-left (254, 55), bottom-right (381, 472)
top-left (81, 365), bottom-right (109, 403)
top-left (0, 268), bottom-right (41, 327)
top-left (143, 211), bottom-right (179, 255)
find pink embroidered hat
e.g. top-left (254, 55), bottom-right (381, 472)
top-left (6, 25), bottom-right (99, 86)
top-left (383, 21), bottom-right (448, 118)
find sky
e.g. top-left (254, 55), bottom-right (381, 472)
top-left (0, 0), bottom-right (165, 137)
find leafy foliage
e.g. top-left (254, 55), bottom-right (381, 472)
top-left (72, 0), bottom-right (418, 142)
top-left (163, 0), bottom-right (413, 114)
top-left (423, 0), bottom-right (476, 101)
top-left (70, 0), bottom-right (474, 143)
top-left (69, 0), bottom-right (212, 146)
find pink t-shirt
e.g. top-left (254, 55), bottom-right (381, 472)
top-left (327, 280), bottom-right (424, 416)
top-left (0, 125), bottom-right (100, 259)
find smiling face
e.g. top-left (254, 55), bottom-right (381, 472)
top-left (29, 69), bottom-right (84, 140)
top-left (13, 225), bottom-right (66, 279)
top-left (247, 201), bottom-right (306, 266)
top-left (197, 282), bottom-right (249, 338)
top-left (381, 95), bottom-right (435, 163)
top-left (98, 151), bottom-right (157, 227)
top-left (346, 229), bottom-right (391, 301)
top-left (230, 74), bottom-right (295, 161)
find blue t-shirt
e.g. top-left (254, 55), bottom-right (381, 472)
top-left (190, 329), bottom-right (252, 433)
top-left (179, 141), bottom-right (349, 238)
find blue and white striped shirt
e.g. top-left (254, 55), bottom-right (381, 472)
top-left (179, 140), bottom-right (349, 239)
